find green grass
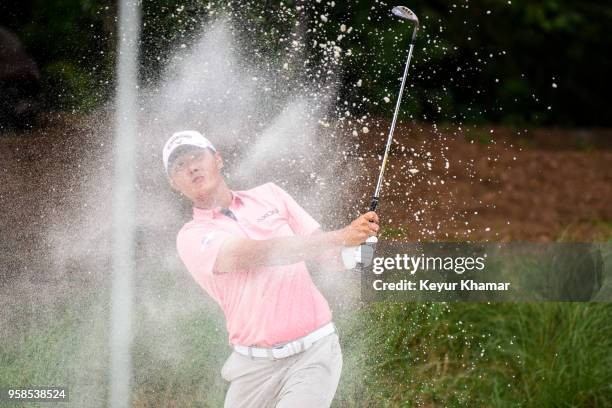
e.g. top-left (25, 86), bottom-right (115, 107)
top-left (131, 311), bottom-right (228, 407)
top-left (335, 303), bottom-right (612, 407)
top-left (556, 219), bottom-right (612, 243)
top-left (2, 284), bottom-right (612, 407)
top-left (0, 286), bottom-right (228, 407)
top-left (0, 293), bottom-right (110, 407)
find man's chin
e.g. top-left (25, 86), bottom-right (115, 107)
top-left (194, 187), bottom-right (215, 203)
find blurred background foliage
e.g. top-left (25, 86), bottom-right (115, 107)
top-left (1, 0), bottom-right (611, 126)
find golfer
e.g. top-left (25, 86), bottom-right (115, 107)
top-left (163, 130), bottom-right (379, 408)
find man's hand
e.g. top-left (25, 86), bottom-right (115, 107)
top-left (339, 211), bottom-right (379, 246)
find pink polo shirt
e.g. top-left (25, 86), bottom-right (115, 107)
top-left (176, 182), bottom-right (333, 347)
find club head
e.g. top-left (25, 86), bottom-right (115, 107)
top-left (392, 6), bottom-right (419, 25)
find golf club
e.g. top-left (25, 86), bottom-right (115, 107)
top-left (370, 5), bottom-right (419, 213)
top-left (342, 5), bottom-right (419, 270)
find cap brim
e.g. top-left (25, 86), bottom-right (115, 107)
top-left (166, 145), bottom-right (211, 174)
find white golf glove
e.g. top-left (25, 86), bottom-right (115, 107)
top-left (341, 236), bottom-right (378, 269)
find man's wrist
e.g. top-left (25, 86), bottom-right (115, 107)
top-left (326, 229), bottom-right (346, 247)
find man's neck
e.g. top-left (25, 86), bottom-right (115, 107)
top-left (194, 182), bottom-right (233, 210)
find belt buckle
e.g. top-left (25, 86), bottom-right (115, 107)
top-left (268, 337), bottom-right (308, 360)
top-left (272, 344), bottom-right (287, 360)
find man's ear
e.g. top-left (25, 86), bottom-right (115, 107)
top-left (215, 151), bottom-right (224, 169)
top-left (169, 177), bottom-right (180, 192)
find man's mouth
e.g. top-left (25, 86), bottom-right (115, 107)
top-left (192, 175), bottom-right (205, 184)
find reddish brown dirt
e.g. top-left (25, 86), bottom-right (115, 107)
top-left (327, 121), bottom-right (612, 242)
top-left (0, 113), bottom-right (107, 281)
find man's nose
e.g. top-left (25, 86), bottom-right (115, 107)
top-left (187, 158), bottom-right (201, 172)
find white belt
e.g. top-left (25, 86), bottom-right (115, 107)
top-left (233, 322), bottom-right (336, 360)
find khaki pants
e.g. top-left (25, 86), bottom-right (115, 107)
top-left (221, 332), bottom-right (343, 408)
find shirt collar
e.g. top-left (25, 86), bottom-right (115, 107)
top-left (192, 190), bottom-right (244, 221)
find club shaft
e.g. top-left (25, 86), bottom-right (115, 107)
top-left (370, 30), bottom-right (417, 212)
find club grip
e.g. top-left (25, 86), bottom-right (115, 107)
top-left (369, 197), bottom-right (379, 212)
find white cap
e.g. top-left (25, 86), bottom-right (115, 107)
top-left (162, 130), bottom-right (216, 173)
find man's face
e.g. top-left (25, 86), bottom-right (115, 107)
top-left (168, 147), bottom-right (224, 203)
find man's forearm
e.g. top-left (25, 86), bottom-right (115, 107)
top-left (215, 230), bottom-right (344, 273)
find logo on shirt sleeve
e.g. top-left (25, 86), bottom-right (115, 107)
top-left (200, 232), bottom-right (216, 250)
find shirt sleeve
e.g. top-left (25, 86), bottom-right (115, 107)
top-left (268, 183), bottom-right (321, 236)
top-left (176, 225), bottom-right (234, 281)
